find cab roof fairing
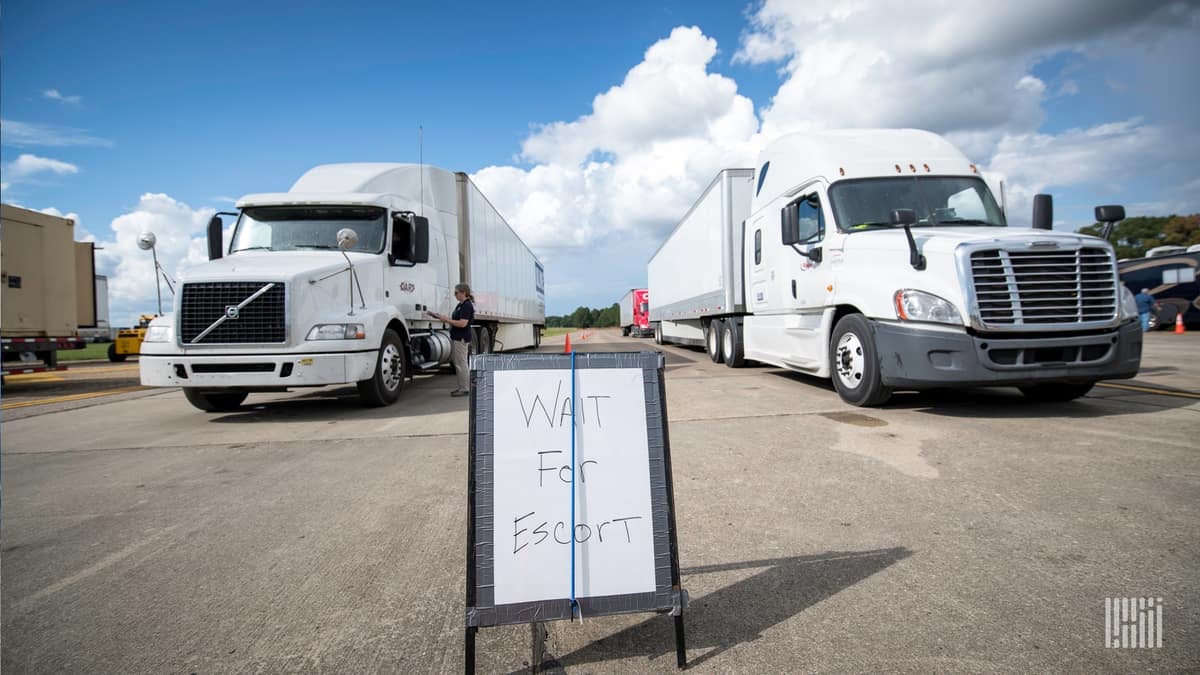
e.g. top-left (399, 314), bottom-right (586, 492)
top-left (752, 129), bottom-right (982, 208)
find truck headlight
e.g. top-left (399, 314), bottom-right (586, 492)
top-left (306, 324), bottom-right (365, 340)
top-left (894, 289), bottom-right (963, 325)
top-left (1119, 286), bottom-right (1138, 321)
top-left (143, 325), bottom-right (172, 342)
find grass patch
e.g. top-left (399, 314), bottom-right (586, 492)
top-left (59, 342), bottom-right (114, 361)
top-left (540, 327), bottom-right (577, 338)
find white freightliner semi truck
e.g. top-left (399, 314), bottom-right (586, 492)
top-left (140, 164), bottom-right (545, 411)
top-left (649, 129), bottom-right (1142, 406)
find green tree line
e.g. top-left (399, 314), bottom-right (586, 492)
top-left (1077, 213), bottom-right (1199, 259)
top-left (545, 303), bottom-right (621, 328)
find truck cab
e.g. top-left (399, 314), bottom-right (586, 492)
top-left (741, 129), bottom-right (1142, 405)
top-left (140, 164), bottom-right (543, 412)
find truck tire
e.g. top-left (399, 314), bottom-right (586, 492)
top-left (722, 319), bottom-right (745, 368)
top-left (707, 319), bottom-right (725, 363)
top-left (654, 323), bottom-right (663, 345)
top-left (1018, 382), bottom-right (1094, 402)
top-left (829, 314), bottom-right (892, 406)
top-left (479, 326), bottom-right (493, 354)
top-left (357, 329), bottom-right (408, 407)
top-left (107, 343), bottom-right (127, 363)
top-left (183, 389), bottom-right (248, 412)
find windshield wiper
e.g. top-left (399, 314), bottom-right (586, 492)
top-left (293, 244), bottom-right (338, 250)
top-left (232, 246), bottom-right (273, 252)
top-left (847, 221), bottom-right (892, 231)
top-left (934, 218), bottom-right (994, 226)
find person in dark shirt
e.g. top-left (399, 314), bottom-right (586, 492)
top-left (428, 283), bottom-right (475, 396)
top-left (1134, 288), bottom-right (1158, 332)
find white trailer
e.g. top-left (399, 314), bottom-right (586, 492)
top-left (650, 130), bottom-right (1142, 406)
top-left (649, 169), bottom-right (754, 347)
top-left (140, 164), bottom-right (545, 411)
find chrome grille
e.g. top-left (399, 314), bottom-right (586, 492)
top-left (970, 247), bottom-right (1117, 327)
top-left (180, 282), bottom-right (286, 344)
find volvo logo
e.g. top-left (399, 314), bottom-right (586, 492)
top-left (225, 305), bottom-right (240, 319)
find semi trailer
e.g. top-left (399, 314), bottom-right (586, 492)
top-left (1, 204), bottom-right (95, 379)
top-left (140, 164), bottom-right (545, 411)
top-left (618, 288), bottom-right (650, 337)
top-left (649, 129), bottom-right (1142, 406)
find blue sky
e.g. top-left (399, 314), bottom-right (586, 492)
top-left (3, 1), bottom-right (1199, 325)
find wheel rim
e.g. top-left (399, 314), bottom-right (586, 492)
top-left (380, 343), bottom-right (403, 391)
top-left (834, 332), bottom-right (865, 390)
top-left (723, 327), bottom-right (733, 359)
top-left (708, 326), bottom-right (718, 356)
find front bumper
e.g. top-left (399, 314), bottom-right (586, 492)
top-left (140, 350), bottom-right (378, 389)
top-left (874, 320), bottom-right (1142, 389)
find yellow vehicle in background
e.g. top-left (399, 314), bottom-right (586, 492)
top-left (108, 314), bottom-right (157, 362)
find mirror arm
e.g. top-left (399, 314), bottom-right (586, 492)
top-left (790, 244), bottom-right (822, 263)
top-left (903, 225), bottom-right (926, 271)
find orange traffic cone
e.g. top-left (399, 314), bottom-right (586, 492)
top-left (564, 333), bottom-right (572, 353)
top-left (1175, 313), bottom-right (1186, 334)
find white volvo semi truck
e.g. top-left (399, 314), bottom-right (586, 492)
top-left (649, 129), bottom-right (1142, 406)
top-left (140, 164), bottom-right (545, 411)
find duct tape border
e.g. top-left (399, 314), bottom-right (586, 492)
top-left (465, 350), bottom-right (680, 627)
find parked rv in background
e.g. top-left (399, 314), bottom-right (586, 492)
top-left (1, 204), bottom-right (96, 379)
top-left (140, 164), bottom-right (545, 412)
top-left (649, 129), bottom-right (1141, 406)
top-left (1119, 251), bottom-right (1200, 329)
top-left (619, 288), bottom-right (651, 337)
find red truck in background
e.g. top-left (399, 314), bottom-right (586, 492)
top-left (619, 288), bottom-right (651, 337)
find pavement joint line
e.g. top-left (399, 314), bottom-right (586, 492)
top-left (2, 386), bottom-right (152, 410)
top-left (1095, 382), bottom-right (1200, 399)
top-left (1, 432), bottom-right (470, 456)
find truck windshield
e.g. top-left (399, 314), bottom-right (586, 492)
top-left (828, 177), bottom-right (1005, 232)
top-left (230, 206), bottom-right (387, 254)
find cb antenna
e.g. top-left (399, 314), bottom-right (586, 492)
top-left (419, 125), bottom-right (424, 217)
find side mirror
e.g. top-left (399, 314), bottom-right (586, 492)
top-left (207, 215), bottom-right (224, 260)
top-left (781, 202), bottom-right (800, 245)
top-left (1032, 194), bottom-right (1053, 230)
top-left (337, 228), bottom-right (359, 250)
top-left (412, 216), bottom-right (430, 263)
top-left (890, 208), bottom-right (917, 226)
top-left (1095, 205), bottom-right (1125, 223)
top-left (1095, 204), bottom-right (1125, 243)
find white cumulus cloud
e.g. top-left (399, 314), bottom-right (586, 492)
top-left (43, 89), bottom-right (82, 105)
top-left (473, 26), bottom-right (761, 257)
top-left (92, 194), bottom-right (218, 325)
top-left (3, 154), bottom-right (79, 181)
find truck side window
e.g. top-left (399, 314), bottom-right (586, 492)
top-left (392, 217), bottom-right (413, 264)
top-left (755, 229), bottom-right (762, 265)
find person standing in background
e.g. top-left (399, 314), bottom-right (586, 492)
top-left (1134, 288), bottom-right (1158, 332)
top-left (428, 283), bottom-right (475, 396)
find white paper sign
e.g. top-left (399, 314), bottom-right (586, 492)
top-left (492, 368), bottom-right (656, 606)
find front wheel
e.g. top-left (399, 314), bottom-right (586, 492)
top-left (183, 389), bottom-right (248, 412)
top-left (654, 323), bottom-right (663, 345)
top-left (1018, 382), bottom-right (1094, 402)
top-left (107, 343), bottom-right (127, 363)
top-left (357, 329), bottom-right (408, 407)
top-left (829, 314), bottom-right (891, 407)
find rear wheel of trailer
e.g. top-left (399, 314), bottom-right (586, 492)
top-left (706, 319), bottom-right (724, 363)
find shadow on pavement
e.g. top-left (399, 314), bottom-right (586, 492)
top-left (549, 547), bottom-right (911, 671)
